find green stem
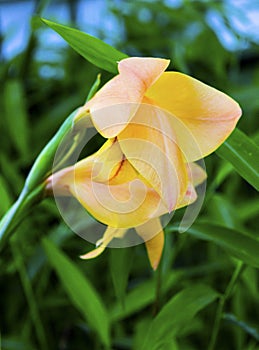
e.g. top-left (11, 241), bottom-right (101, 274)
top-left (208, 261), bottom-right (244, 350)
top-left (11, 237), bottom-right (48, 350)
top-left (153, 251), bottom-right (163, 317)
top-left (0, 187), bottom-right (29, 248)
top-left (0, 184), bottom-right (45, 251)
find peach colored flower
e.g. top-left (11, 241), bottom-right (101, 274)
top-left (48, 57), bottom-right (241, 269)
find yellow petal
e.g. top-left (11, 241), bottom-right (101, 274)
top-left (176, 163), bottom-right (207, 209)
top-left (45, 165), bottom-right (74, 196)
top-left (187, 162), bottom-right (207, 187)
top-left (118, 102), bottom-right (188, 211)
top-left (146, 72), bottom-right (242, 161)
top-left (75, 139), bottom-right (124, 183)
top-left (176, 183), bottom-right (197, 209)
top-left (46, 139), bottom-right (122, 195)
top-left (76, 57), bottom-right (169, 138)
top-left (80, 226), bottom-right (127, 259)
top-left (135, 218), bottom-right (164, 270)
top-left (72, 165), bottom-right (164, 228)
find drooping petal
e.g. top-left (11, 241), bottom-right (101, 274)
top-left (135, 218), bottom-right (164, 270)
top-left (80, 226), bottom-right (127, 259)
top-left (118, 101), bottom-right (188, 212)
top-left (75, 58), bottom-right (169, 138)
top-left (146, 72), bottom-right (242, 161)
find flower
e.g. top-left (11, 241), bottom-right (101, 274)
top-left (75, 57), bottom-right (241, 211)
top-left (47, 57), bottom-right (241, 269)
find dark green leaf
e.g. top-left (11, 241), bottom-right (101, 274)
top-left (110, 272), bottom-right (181, 322)
top-left (142, 285), bottom-right (218, 350)
top-left (41, 18), bottom-right (127, 73)
top-left (42, 238), bottom-right (110, 347)
top-left (216, 129), bottom-right (259, 191)
top-left (109, 247), bottom-right (133, 305)
top-left (185, 223), bottom-right (259, 268)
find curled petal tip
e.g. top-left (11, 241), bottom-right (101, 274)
top-left (80, 245), bottom-right (105, 260)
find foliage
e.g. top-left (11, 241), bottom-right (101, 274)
top-left (1, 1), bottom-right (259, 350)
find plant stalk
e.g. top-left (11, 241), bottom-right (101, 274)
top-left (208, 261), bottom-right (244, 350)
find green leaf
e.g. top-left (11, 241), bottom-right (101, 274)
top-left (42, 238), bottom-right (110, 347)
top-left (142, 285), bottom-right (218, 350)
top-left (207, 194), bottom-right (241, 230)
top-left (3, 80), bottom-right (29, 159)
top-left (109, 247), bottom-right (133, 305)
top-left (185, 223), bottom-right (259, 268)
top-left (41, 18), bottom-right (127, 73)
top-left (110, 272), bottom-right (181, 322)
top-left (216, 128), bottom-right (259, 191)
top-left (0, 176), bottom-right (13, 216)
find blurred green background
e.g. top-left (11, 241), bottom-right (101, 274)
top-left (1, 1), bottom-right (259, 349)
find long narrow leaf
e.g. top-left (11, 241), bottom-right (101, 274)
top-left (142, 285), bottom-right (218, 350)
top-left (109, 247), bottom-right (133, 305)
top-left (42, 238), bottom-right (110, 347)
top-left (41, 18), bottom-right (127, 73)
top-left (216, 128), bottom-right (259, 191)
top-left (185, 223), bottom-right (259, 268)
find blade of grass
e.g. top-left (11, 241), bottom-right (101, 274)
top-left (10, 236), bottom-right (48, 350)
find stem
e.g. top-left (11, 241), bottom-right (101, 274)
top-left (11, 237), bottom-right (48, 350)
top-left (0, 188), bottom-right (28, 247)
top-left (208, 261), bottom-right (244, 350)
top-left (152, 251), bottom-right (163, 316)
top-left (0, 184), bottom-right (44, 251)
